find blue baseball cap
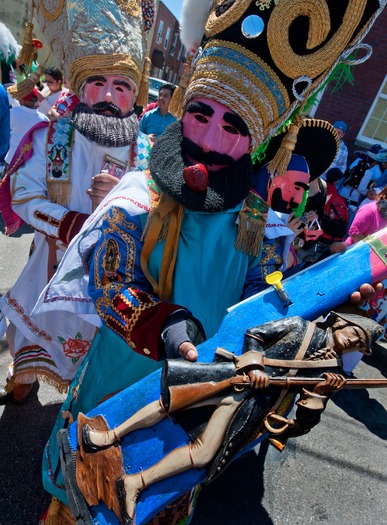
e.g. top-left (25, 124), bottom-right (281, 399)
top-left (333, 120), bottom-right (348, 133)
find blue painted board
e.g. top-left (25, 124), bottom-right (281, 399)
top-left (67, 229), bottom-right (387, 524)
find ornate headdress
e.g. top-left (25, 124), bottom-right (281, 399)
top-left (177, 0), bottom-right (385, 152)
top-left (0, 21), bottom-right (20, 66)
top-left (31, 0), bottom-right (156, 103)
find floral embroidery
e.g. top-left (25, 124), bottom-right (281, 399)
top-left (58, 332), bottom-right (92, 363)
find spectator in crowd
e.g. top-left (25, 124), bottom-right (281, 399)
top-left (321, 120), bottom-right (348, 180)
top-left (139, 83), bottom-right (177, 141)
top-left (357, 149), bottom-right (387, 199)
top-left (359, 187), bottom-right (381, 208)
top-left (320, 168), bottom-right (349, 245)
top-left (344, 184), bottom-right (387, 246)
top-left (138, 100), bottom-right (158, 120)
top-left (5, 87), bottom-right (49, 164)
top-left (338, 143), bottom-right (383, 218)
top-left (38, 66), bottom-right (66, 116)
top-left (11, 57), bottom-right (27, 84)
top-left (47, 78), bottom-right (79, 121)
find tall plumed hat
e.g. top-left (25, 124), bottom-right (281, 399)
top-left (178, 0), bottom-right (385, 151)
top-left (31, 0), bottom-right (156, 102)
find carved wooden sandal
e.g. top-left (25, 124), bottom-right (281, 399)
top-left (81, 424), bottom-right (120, 452)
top-left (116, 473), bottom-right (147, 525)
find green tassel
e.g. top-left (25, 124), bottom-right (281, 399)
top-left (251, 118), bottom-right (293, 165)
top-left (293, 189), bottom-right (309, 218)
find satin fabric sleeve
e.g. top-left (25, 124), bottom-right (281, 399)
top-left (88, 206), bottom-right (184, 361)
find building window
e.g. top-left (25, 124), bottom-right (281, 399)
top-left (357, 75), bottom-right (387, 148)
top-left (164, 27), bottom-right (171, 49)
top-left (156, 20), bottom-right (164, 45)
top-left (177, 44), bottom-right (183, 61)
top-left (170, 33), bottom-right (178, 56)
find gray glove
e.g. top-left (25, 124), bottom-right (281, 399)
top-left (161, 310), bottom-right (206, 358)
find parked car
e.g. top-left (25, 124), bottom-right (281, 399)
top-left (147, 77), bottom-right (177, 103)
top-left (148, 76), bottom-right (165, 103)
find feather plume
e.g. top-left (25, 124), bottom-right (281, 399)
top-left (0, 22), bottom-right (20, 65)
top-left (180, 0), bottom-right (212, 50)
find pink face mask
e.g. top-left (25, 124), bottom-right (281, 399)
top-left (82, 75), bottom-right (136, 117)
top-left (269, 170), bottom-right (310, 213)
top-left (182, 97), bottom-right (251, 171)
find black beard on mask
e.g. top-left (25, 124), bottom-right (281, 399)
top-left (72, 102), bottom-right (139, 147)
top-left (270, 187), bottom-right (296, 213)
top-left (150, 121), bottom-right (253, 212)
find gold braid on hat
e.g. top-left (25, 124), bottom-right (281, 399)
top-left (71, 54), bottom-right (142, 97)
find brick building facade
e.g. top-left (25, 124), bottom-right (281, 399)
top-left (148, 1), bottom-right (186, 86)
top-left (315, 8), bottom-right (387, 163)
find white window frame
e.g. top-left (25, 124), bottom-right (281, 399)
top-left (170, 33), bottom-right (178, 56)
top-left (164, 27), bottom-right (171, 50)
top-left (156, 20), bottom-right (164, 45)
top-left (356, 74), bottom-right (387, 149)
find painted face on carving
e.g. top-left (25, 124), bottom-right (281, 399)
top-left (332, 320), bottom-right (368, 355)
top-left (82, 75), bottom-right (136, 117)
top-left (269, 170), bottom-right (310, 213)
top-left (182, 97), bottom-right (251, 171)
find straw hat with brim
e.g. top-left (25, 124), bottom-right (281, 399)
top-left (253, 119), bottom-right (339, 182)
top-left (366, 149), bottom-right (387, 163)
top-left (354, 144), bottom-right (382, 158)
top-left (7, 65), bottom-right (44, 101)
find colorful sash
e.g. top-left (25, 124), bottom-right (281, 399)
top-left (0, 121), bottom-right (49, 234)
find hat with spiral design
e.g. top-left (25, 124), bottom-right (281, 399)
top-left (178, 0), bottom-right (385, 151)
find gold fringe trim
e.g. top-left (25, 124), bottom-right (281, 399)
top-left (137, 56), bottom-right (151, 107)
top-left (43, 497), bottom-right (75, 525)
top-left (267, 117), bottom-right (303, 177)
top-left (7, 65), bottom-right (45, 101)
top-left (169, 54), bottom-right (193, 118)
top-left (7, 369), bottom-right (70, 394)
top-left (19, 21), bottom-right (34, 72)
top-left (71, 54), bottom-right (142, 97)
top-left (47, 180), bottom-right (72, 207)
top-left (140, 194), bottom-right (184, 301)
top-left (235, 212), bottom-right (267, 258)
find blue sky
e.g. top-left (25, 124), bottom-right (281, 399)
top-left (162, 0), bottom-right (183, 21)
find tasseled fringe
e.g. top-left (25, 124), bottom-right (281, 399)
top-left (141, 206), bottom-right (155, 242)
top-left (137, 56), bottom-right (151, 107)
top-left (47, 180), bottom-right (72, 208)
top-left (169, 52), bottom-right (194, 118)
top-left (235, 213), bottom-right (267, 258)
top-left (267, 117), bottom-right (303, 178)
top-left (140, 206), bottom-right (172, 242)
top-left (7, 65), bottom-right (44, 101)
top-left (6, 370), bottom-right (70, 394)
top-left (159, 211), bottom-right (172, 240)
top-left (43, 497), bottom-right (75, 525)
top-left (19, 21), bottom-right (34, 72)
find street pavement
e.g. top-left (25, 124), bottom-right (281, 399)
top-left (0, 218), bottom-right (386, 525)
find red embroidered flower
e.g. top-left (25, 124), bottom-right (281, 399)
top-left (58, 333), bottom-right (91, 362)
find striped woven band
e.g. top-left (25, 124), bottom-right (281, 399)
top-left (183, 40), bottom-right (290, 150)
top-left (70, 53), bottom-right (142, 97)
